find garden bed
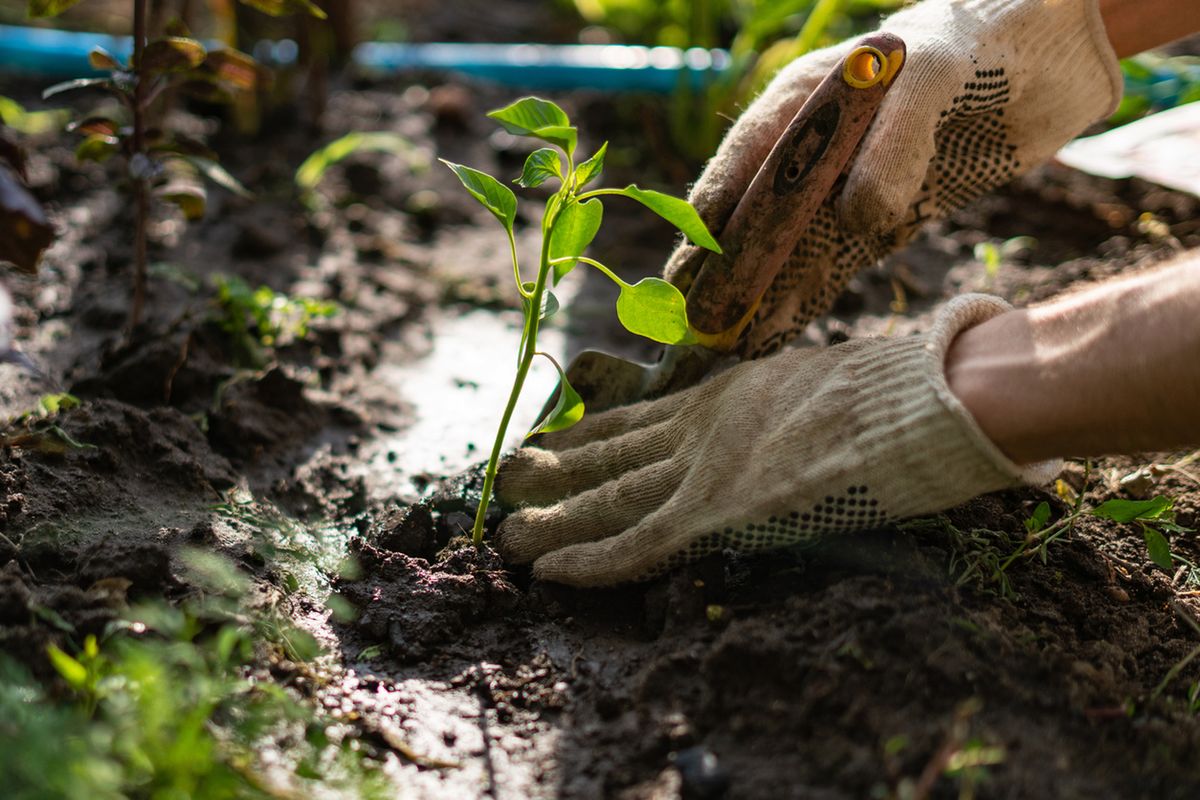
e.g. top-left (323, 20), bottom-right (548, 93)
top-left (4, 6), bottom-right (1200, 798)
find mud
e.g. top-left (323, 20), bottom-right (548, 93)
top-left (3, 16), bottom-right (1200, 799)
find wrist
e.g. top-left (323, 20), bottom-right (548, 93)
top-left (1099, 0), bottom-right (1200, 57)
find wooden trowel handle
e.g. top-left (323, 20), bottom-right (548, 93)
top-left (686, 32), bottom-right (907, 349)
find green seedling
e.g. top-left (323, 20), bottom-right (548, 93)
top-left (1090, 496), bottom-right (1192, 571)
top-left (295, 131), bottom-right (425, 209)
top-left (0, 392), bottom-right (94, 452)
top-left (211, 274), bottom-right (338, 367)
top-left (28, 0), bottom-right (324, 328)
top-left (441, 97), bottom-right (721, 544)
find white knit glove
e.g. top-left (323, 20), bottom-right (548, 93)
top-left (496, 295), bottom-right (1060, 587)
top-left (667, 0), bottom-right (1121, 358)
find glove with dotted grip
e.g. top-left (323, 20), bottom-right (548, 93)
top-left (496, 295), bottom-right (1060, 587)
top-left (666, 0), bottom-right (1121, 359)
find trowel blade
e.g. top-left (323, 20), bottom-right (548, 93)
top-left (562, 348), bottom-right (658, 413)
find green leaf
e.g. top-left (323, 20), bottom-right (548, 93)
top-left (295, 131), bottom-right (414, 192)
top-left (974, 241), bottom-right (1001, 278)
top-left (88, 46), bottom-right (122, 71)
top-left (0, 96), bottom-right (69, 136)
top-left (1091, 496), bottom-right (1173, 523)
top-left (611, 185), bottom-right (721, 253)
top-left (440, 159), bottom-right (516, 233)
top-left (516, 148), bottom-right (562, 188)
top-left (181, 155), bottom-right (252, 198)
top-left (0, 165), bottom-right (54, 274)
top-left (530, 356), bottom-right (584, 436)
top-left (541, 291), bottom-right (560, 320)
top-left (140, 37), bottom-right (208, 73)
top-left (1025, 501), bottom-right (1050, 533)
top-left (574, 141), bottom-right (607, 188)
top-left (74, 134), bottom-right (119, 163)
top-left (42, 77), bottom-right (111, 100)
top-left (616, 277), bottom-right (696, 345)
top-left (204, 48), bottom-right (267, 91)
top-left (66, 116), bottom-right (119, 137)
top-left (487, 97), bottom-right (577, 156)
top-left (236, 0), bottom-right (327, 18)
top-left (46, 644), bottom-right (88, 689)
top-left (39, 393), bottom-right (79, 415)
top-left (520, 283), bottom-right (559, 321)
top-left (549, 199), bottom-right (602, 284)
top-left (1143, 527), bottom-right (1173, 570)
top-left (27, 0), bottom-right (84, 18)
top-left (156, 157), bottom-right (207, 220)
top-left (158, 185), bottom-right (206, 220)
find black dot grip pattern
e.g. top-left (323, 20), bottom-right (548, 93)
top-left (645, 485), bottom-right (890, 578)
top-left (736, 65), bottom-right (1016, 360)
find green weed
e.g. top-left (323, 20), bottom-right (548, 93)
top-left (0, 392), bottom-right (95, 452)
top-left (211, 274), bottom-right (338, 367)
top-left (295, 131), bottom-right (427, 209)
top-left (441, 96), bottom-right (721, 543)
top-left (0, 549), bottom-right (388, 799)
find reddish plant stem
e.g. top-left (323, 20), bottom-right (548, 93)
top-left (128, 0), bottom-right (149, 332)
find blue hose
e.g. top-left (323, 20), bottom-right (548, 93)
top-left (0, 24), bottom-right (730, 92)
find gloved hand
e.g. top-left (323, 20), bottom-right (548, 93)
top-left (666, 0), bottom-right (1122, 358)
top-left (496, 295), bottom-right (1059, 587)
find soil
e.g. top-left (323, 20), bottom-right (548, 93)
top-left (4, 7), bottom-right (1200, 798)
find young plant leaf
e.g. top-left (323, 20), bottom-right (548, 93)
top-left (74, 134), bottom-right (118, 163)
top-left (42, 77), bottom-right (111, 100)
top-left (181, 155), bottom-right (252, 198)
top-left (66, 116), bottom-right (119, 137)
top-left (46, 644), bottom-right (88, 689)
top-left (616, 277), bottom-right (696, 345)
top-left (27, 0), bottom-right (85, 18)
top-left (88, 46), bottom-right (123, 71)
top-left (157, 184), bottom-right (207, 220)
top-left (611, 185), bottom-right (722, 253)
top-left (440, 159), bottom-right (517, 233)
top-left (516, 148), bottom-right (562, 188)
top-left (1143, 527), bottom-right (1174, 570)
top-left (1091, 496), bottom-right (1173, 523)
top-left (549, 199), bottom-right (602, 284)
top-left (1025, 501), bottom-right (1051, 533)
top-left (157, 158), bottom-right (207, 220)
top-left (487, 97), bottom-right (577, 156)
top-left (521, 283), bottom-right (559, 321)
top-left (205, 48), bottom-right (268, 91)
top-left (541, 291), bottom-right (560, 320)
top-left (236, 0), bottom-right (327, 18)
top-left (141, 37), bottom-right (208, 72)
top-left (574, 142), bottom-right (607, 189)
top-left (530, 356), bottom-right (584, 436)
top-left (0, 96), bottom-right (69, 136)
top-left (295, 131), bottom-right (415, 193)
top-left (0, 164), bottom-right (54, 273)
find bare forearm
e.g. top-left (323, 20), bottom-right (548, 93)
top-left (947, 253), bottom-right (1200, 464)
top-left (1099, 0), bottom-right (1200, 57)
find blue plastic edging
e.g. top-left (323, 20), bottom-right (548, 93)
top-left (0, 23), bottom-right (731, 93)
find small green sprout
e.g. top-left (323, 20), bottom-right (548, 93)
top-left (211, 275), bottom-right (338, 367)
top-left (442, 96), bottom-right (721, 544)
top-left (1090, 496), bottom-right (1191, 571)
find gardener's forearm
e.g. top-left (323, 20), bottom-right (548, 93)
top-left (1099, 0), bottom-right (1200, 58)
top-left (946, 252), bottom-right (1200, 464)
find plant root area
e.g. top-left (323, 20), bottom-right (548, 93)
top-left (5, 50), bottom-right (1200, 800)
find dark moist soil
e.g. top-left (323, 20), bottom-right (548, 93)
top-left (4, 10), bottom-right (1200, 796)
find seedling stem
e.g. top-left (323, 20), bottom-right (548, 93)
top-left (445, 97), bottom-right (721, 545)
